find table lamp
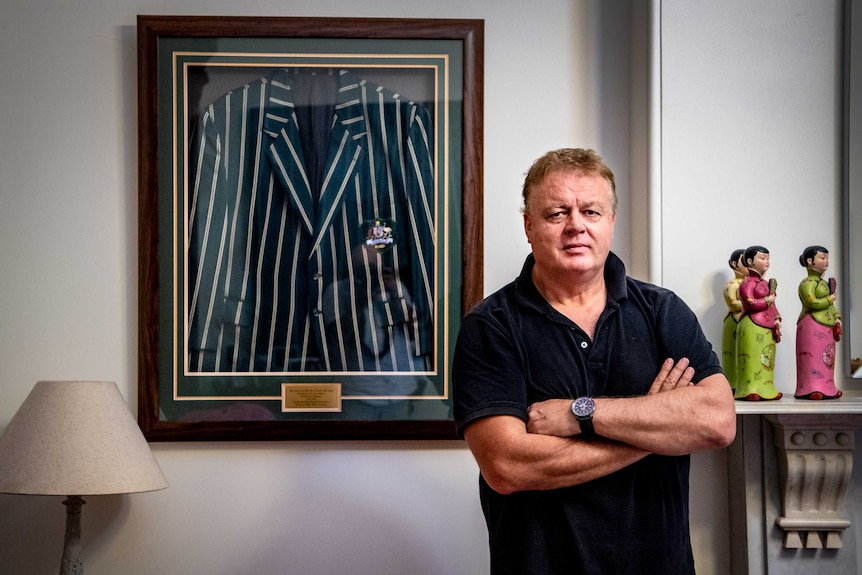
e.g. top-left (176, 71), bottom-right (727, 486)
top-left (0, 380), bottom-right (168, 574)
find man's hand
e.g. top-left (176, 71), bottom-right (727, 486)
top-left (647, 357), bottom-right (694, 394)
top-left (527, 399), bottom-right (579, 437)
top-left (527, 358), bottom-right (695, 437)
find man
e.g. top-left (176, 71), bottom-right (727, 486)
top-left (453, 148), bottom-right (737, 574)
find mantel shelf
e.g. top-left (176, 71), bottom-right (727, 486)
top-left (734, 390), bottom-right (862, 415)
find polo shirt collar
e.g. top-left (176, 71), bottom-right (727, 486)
top-left (515, 251), bottom-right (628, 313)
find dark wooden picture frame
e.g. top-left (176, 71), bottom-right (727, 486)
top-left (137, 15), bottom-right (483, 441)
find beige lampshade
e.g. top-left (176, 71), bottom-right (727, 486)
top-left (0, 381), bottom-right (168, 496)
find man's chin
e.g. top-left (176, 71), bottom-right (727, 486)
top-left (562, 260), bottom-right (602, 275)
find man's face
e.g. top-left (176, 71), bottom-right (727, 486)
top-left (523, 171), bottom-right (616, 279)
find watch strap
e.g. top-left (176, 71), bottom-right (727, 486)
top-left (571, 397), bottom-right (597, 438)
top-left (577, 416), bottom-right (595, 438)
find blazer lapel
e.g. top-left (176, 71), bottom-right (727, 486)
top-left (307, 122), bottom-right (363, 256)
top-left (264, 71), bottom-right (315, 236)
top-left (262, 69), bottom-right (366, 252)
top-left (307, 71), bottom-right (366, 256)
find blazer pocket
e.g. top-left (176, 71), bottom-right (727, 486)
top-left (374, 297), bottom-right (413, 327)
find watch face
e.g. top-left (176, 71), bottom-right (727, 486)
top-left (572, 396), bottom-right (595, 417)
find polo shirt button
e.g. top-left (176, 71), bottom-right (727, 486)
top-left (580, 341), bottom-right (588, 349)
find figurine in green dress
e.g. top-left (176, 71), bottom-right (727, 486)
top-left (795, 245), bottom-right (842, 399)
top-left (734, 245), bottom-right (783, 401)
top-left (721, 249), bottom-right (747, 392)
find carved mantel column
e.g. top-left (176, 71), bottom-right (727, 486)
top-left (766, 414), bottom-right (861, 549)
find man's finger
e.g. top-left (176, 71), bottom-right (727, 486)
top-left (663, 357), bottom-right (691, 391)
top-left (649, 358), bottom-right (675, 394)
top-left (649, 357), bottom-right (692, 393)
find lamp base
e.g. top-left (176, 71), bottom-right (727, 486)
top-left (60, 495), bottom-right (84, 575)
top-left (60, 558), bottom-right (83, 575)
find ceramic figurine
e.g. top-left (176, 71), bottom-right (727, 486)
top-left (734, 245), bottom-right (783, 401)
top-left (721, 249), bottom-right (747, 392)
top-left (795, 245), bottom-right (842, 399)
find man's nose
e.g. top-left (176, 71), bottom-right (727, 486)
top-left (564, 213), bottom-right (585, 234)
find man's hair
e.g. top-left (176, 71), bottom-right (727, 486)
top-left (521, 148), bottom-right (617, 214)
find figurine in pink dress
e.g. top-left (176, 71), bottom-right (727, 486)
top-left (722, 249), bottom-right (747, 392)
top-left (735, 245), bottom-right (783, 401)
top-left (795, 245), bottom-right (842, 399)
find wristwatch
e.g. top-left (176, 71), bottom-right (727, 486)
top-left (571, 396), bottom-right (596, 438)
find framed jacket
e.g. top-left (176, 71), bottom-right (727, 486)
top-left (186, 68), bottom-right (436, 373)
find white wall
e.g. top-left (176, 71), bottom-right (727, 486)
top-left (659, 1), bottom-right (856, 571)
top-left (660, 0), bottom-right (849, 395)
top-left (0, 1), bottom-right (632, 574)
top-left (0, 1), bottom-right (849, 574)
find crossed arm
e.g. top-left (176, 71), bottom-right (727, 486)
top-left (463, 358), bottom-right (737, 495)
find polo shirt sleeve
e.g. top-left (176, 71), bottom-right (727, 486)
top-left (452, 311), bottom-right (528, 438)
top-left (654, 292), bottom-right (723, 384)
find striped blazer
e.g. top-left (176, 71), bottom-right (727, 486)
top-left (186, 69), bottom-right (435, 373)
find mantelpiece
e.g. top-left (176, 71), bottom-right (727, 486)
top-left (728, 390), bottom-right (862, 575)
top-left (733, 390), bottom-right (862, 416)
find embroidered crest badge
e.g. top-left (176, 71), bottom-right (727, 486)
top-left (362, 219), bottom-right (396, 252)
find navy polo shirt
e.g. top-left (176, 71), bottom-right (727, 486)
top-left (453, 252), bottom-right (722, 575)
